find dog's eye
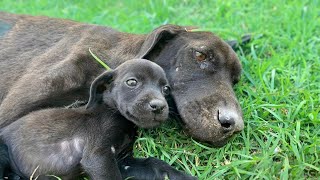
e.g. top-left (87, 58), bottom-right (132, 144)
top-left (126, 79), bottom-right (138, 87)
top-left (162, 85), bottom-right (171, 95)
top-left (195, 51), bottom-right (207, 62)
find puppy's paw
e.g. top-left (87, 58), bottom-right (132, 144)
top-left (145, 157), bottom-right (197, 180)
top-left (119, 157), bottom-right (197, 180)
top-left (158, 168), bottom-right (197, 180)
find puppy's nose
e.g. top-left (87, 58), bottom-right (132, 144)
top-left (149, 99), bottom-right (166, 114)
top-left (218, 109), bottom-right (236, 133)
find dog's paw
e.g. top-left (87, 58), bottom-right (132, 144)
top-left (119, 157), bottom-right (197, 180)
top-left (158, 168), bottom-right (197, 180)
top-left (144, 157), bottom-right (197, 180)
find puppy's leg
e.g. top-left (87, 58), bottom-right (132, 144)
top-left (37, 168), bottom-right (82, 180)
top-left (81, 147), bottom-right (122, 180)
top-left (119, 156), bottom-right (197, 180)
top-left (0, 60), bottom-right (89, 128)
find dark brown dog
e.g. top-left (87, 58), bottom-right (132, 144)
top-left (0, 12), bottom-right (243, 147)
top-left (0, 11), bottom-right (245, 179)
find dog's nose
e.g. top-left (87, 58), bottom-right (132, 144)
top-left (218, 109), bottom-right (236, 133)
top-left (149, 99), bottom-right (166, 114)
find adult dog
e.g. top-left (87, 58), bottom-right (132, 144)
top-left (0, 11), bottom-right (245, 179)
top-left (0, 12), bottom-right (244, 146)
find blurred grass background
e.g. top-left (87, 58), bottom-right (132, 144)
top-left (1, 0), bottom-right (319, 179)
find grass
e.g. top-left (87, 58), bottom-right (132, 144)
top-left (1, 0), bottom-right (319, 179)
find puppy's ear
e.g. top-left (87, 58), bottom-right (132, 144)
top-left (86, 70), bottom-right (115, 109)
top-left (136, 24), bottom-right (197, 59)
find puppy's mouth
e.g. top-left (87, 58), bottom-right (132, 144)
top-left (125, 111), bottom-right (138, 122)
top-left (124, 111), bottom-right (163, 128)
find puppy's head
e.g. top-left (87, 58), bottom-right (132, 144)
top-left (86, 59), bottom-right (170, 128)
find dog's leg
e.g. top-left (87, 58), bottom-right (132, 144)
top-left (81, 147), bottom-right (122, 180)
top-left (119, 156), bottom-right (197, 180)
top-left (37, 168), bottom-right (82, 180)
top-left (0, 60), bottom-right (88, 128)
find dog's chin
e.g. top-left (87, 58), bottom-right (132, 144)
top-left (123, 111), bottom-right (166, 129)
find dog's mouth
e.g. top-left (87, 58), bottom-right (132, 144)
top-left (124, 111), bottom-right (163, 128)
top-left (125, 111), bottom-right (138, 122)
top-left (169, 89), bottom-right (244, 147)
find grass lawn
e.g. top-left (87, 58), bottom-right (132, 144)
top-left (1, 0), bottom-right (319, 179)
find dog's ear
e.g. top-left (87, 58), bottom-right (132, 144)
top-left (225, 34), bottom-right (251, 50)
top-left (86, 70), bottom-right (115, 109)
top-left (136, 24), bottom-right (197, 59)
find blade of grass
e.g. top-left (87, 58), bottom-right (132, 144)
top-left (89, 48), bottom-right (111, 70)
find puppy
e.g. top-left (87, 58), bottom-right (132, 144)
top-left (0, 59), bottom-right (171, 179)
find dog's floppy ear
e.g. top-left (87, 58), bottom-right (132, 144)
top-left (225, 34), bottom-right (251, 50)
top-left (136, 24), bottom-right (197, 59)
top-left (86, 70), bottom-right (115, 109)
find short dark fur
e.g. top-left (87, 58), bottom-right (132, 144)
top-left (0, 59), bottom-right (195, 179)
top-left (0, 12), bottom-right (244, 146)
top-left (0, 12), bottom-right (246, 178)
top-left (0, 141), bottom-right (20, 180)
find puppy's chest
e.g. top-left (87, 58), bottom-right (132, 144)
top-left (107, 122), bottom-right (137, 160)
top-left (111, 132), bottom-right (135, 159)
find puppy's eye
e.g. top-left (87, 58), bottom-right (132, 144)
top-left (126, 79), bottom-right (138, 87)
top-left (195, 51), bottom-right (207, 62)
top-left (162, 85), bottom-right (171, 95)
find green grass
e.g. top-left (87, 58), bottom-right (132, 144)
top-left (1, 0), bottom-right (319, 179)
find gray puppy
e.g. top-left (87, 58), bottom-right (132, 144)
top-left (0, 59), bottom-right (194, 180)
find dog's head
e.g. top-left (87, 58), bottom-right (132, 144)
top-left (86, 59), bottom-right (170, 128)
top-left (136, 25), bottom-right (244, 147)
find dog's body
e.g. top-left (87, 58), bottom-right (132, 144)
top-left (1, 59), bottom-right (195, 179)
top-left (0, 12), bottom-right (244, 146)
top-left (0, 12), bottom-right (245, 179)
top-left (2, 106), bottom-right (134, 179)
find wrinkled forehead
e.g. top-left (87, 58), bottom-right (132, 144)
top-left (181, 31), bottom-right (231, 51)
top-left (179, 31), bottom-right (240, 66)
